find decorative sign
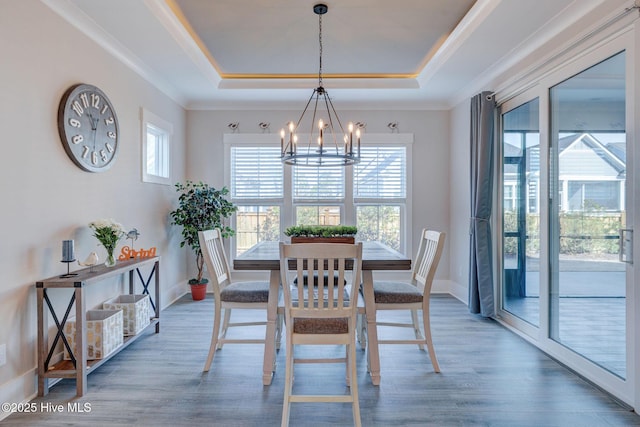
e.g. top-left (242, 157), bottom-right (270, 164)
top-left (118, 246), bottom-right (157, 260)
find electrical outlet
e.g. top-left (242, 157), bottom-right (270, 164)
top-left (0, 343), bottom-right (6, 367)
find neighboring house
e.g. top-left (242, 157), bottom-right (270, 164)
top-left (504, 133), bottom-right (626, 214)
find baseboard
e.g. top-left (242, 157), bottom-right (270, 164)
top-left (431, 279), bottom-right (467, 305)
top-left (0, 368), bottom-right (37, 421)
top-left (163, 280), bottom-right (190, 308)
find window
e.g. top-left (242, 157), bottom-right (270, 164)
top-left (229, 144), bottom-right (284, 255)
top-left (141, 109), bottom-right (171, 185)
top-left (226, 133), bottom-right (412, 257)
top-left (231, 146), bottom-right (283, 199)
top-left (294, 166), bottom-right (344, 224)
top-left (354, 146), bottom-right (406, 251)
top-left (236, 205), bottom-right (281, 255)
top-left (294, 166), bottom-right (344, 199)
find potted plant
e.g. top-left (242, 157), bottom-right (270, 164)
top-left (284, 225), bottom-right (358, 243)
top-left (169, 181), bottom-right (237, 300)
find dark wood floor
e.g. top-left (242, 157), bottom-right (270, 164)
top-left (4, 294), bottom-right (639, 426)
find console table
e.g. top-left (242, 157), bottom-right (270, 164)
top-left (36, 256), bottom-right (160, 397)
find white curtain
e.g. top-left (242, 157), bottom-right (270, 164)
top-left (469, 91), bottom-right (496, 317)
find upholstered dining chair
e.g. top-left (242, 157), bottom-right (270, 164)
top-left (198, 229), bottom-right (271, 372)
top-left (370, 229), bottom-right (445, 373)
top-left (279, 242), bottom-right (363, 427)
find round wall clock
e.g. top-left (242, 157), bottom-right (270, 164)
top-left (57, 83), bottom-right (119, 172)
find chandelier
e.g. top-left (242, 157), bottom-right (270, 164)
top-left (280, 4), bottom-right (360, 167)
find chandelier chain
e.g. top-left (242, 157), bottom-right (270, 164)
top-left (318, 13), bottom-right (323, 87)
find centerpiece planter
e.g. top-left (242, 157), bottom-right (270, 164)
top-left (290, 236), bottom-right (355, 244)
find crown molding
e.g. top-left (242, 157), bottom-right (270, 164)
top-left (42, 0), bottom-right (187, 107)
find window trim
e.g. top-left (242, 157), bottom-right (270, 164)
top-left (141, 108), bottom-right (172, 185)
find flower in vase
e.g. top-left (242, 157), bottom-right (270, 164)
top-left (89, 219), bottom-right (125, 266)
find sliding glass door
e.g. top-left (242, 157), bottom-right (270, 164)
top-left (549, 52), bottom-right (627, 378)
top-left (498, 35), bottom-right (634, 405)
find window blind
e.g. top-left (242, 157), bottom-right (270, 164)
top-left (355, 146), bottom-right (406, 198)
top-left (293, 166), bottom-right (344, 200)
top-left (231, 147), bottom-right (283, 199)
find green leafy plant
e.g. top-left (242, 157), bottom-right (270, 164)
top-left (169, 181), bottom-right (237, 285)
top-left (284, 225), bottom-right (357, 238)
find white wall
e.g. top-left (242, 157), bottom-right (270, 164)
top-left (448, 102), bottom-right (471, 302)
top-left (186, 109), bottom-right (453, 290)
top-left (0, 1), bottom-right (187, 407)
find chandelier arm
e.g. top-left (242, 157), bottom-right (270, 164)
top-left (326, 95), bottom-right (346, 135)
top-left (320, 92), bottom-right (340, 154)
top-left (309, 93), bottom-right (321, 153)
top-left (295, 88), bottom-right (319, 130)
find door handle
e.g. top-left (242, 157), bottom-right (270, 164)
top-left (619, 228), bottom-right (633, 264)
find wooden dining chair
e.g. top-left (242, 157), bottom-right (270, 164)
top-left (198, 229), bottom-right (272, 372)
top-left (370, 229), bottom-right (445, 373)
top-left (279, 242), bottom-right (363, 427)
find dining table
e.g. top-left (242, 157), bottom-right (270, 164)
top-left (233, 240), bottom-right (411, 386)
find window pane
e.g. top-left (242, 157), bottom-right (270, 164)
top-left (294, 166), bottom-right (344, 199)
top-left (146, 131), bottom-right (158, 175)
top-left (549, 51), bottom-right (626, 377)
top-left (296, 206), bottom-right (341, 225)
top-left (356, 205), bottom-right (400, 250)
top-left (235, 206), bottom-right (280, 256)
top-left (355, 147), bottom-right (406, 198)
top-left (501, 98), bottom-right (540, 328)
top-left (231, 147), bottom-right (283, 199)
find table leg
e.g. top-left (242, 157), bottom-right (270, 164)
top-left (36, 285), bottom-right (48, 396)
top-left (154, 260), bottom-right (160, 333)
top-left (363, 270), bottom-right (381, 385)
top-left (262, 270), bottom-right (279, 385)
top-left (75, 286), bottom-right (88, 396)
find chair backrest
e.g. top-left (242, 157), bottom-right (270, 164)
top-left (198, 229), bottom-right (232, 296)
top-left (279, 242), bottom-right (363, 325)
top-left (412, 229), bottom-right (446, 294)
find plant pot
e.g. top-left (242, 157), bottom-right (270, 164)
top-left (291, 236), bottom-right (355, 244)
top-left (190, 283), bottom-right (207, 301)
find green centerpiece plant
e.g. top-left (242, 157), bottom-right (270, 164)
top-left (284, 225), bottom-right (357, 243)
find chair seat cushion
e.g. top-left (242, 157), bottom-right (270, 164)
top-left (373, 281), bottom-right (423, 304)
top-left (293, 317), bottom-right (349, 334)
top-left (221, 281), bottom-right (270, 303)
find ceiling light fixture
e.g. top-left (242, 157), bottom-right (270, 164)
top-left (280, 4), bottom-right (360, 167)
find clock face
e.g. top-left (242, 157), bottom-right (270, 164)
top-left (57, 84), bottom-right (119, 172)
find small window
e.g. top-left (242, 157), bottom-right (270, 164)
top-left (141, 108), bottom-right (172, 185)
